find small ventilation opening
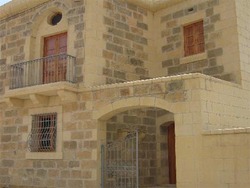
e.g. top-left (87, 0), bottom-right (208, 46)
top-left (49, 12), bottom-right (62, 26)
top-left (187, 7), bottom-right (194, 13)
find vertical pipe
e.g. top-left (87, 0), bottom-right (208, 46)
top-left (132, 134), bottom-right (134, 187)
top-left (136, 130), bottom-right (139, 188)
top-left (101, 145), bottom-right (105, 188)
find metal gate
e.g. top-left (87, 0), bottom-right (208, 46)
top-left (101, 130), bottom-right (139, 188)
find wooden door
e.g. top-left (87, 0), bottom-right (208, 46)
top-left (168, 123), bottom-right (176, 184)
top-left (43, 32), bottom-right (67, 83)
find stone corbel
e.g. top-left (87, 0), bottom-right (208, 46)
top-left (5, 97), bottom-right (24, 108)
top-left (29, 94), bottom-right (49, 105)
top-left (57, 90), bottom-right (77, 102)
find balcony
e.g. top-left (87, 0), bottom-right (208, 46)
top-left (4, 54), bottom-right (78, 107)
top-left (10, 53), bottom-right (76, 89)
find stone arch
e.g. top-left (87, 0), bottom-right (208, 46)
top-left (31, 0), bottom-right (70, 36)
top-left (28, 0), bottom-right (71, 59)
top-left (96, 97), bottom-right (177, 187)
top-left (94, 96), bottom-right (177, 121)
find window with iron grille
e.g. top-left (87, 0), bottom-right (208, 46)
top-left (28, 113), bottom-right (57, 152)
top-left (184, 20), bottom-right (205, 56)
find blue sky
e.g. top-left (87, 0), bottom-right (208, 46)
top-left (0, 0), bottom-right (11, 6)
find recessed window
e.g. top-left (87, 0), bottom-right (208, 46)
top-left (184, 20), bottom-right (205, 56)
top-left (49, 13), bottom-right (62, 26)
top-left (27, 113), bottom-right (57, 152)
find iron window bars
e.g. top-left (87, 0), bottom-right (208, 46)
top-left (27, 113), bottom-right (57, 152)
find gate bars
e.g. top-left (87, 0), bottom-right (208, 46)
top-left (101, 130), bottom-right (139, 188)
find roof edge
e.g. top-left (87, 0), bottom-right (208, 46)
top-left (0, 0), bottom-right (186, 20)
top-left (125, 0), bottom-right (186, 12)
top-left (0, 0), bottom-right (50, 20)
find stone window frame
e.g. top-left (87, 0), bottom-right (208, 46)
top-left (25, 106), bottom-right (63, 159)
top-left (179, 12), bottom-right (207, 64)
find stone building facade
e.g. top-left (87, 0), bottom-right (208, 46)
top-left (0, 0), bottom-right (250, 188)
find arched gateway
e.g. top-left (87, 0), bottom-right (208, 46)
top-left (94, 97), bottom-right (177, 188)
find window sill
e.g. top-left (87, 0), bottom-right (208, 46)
top-left (180, 52), bottom-right (206, 64)
top-left (26, 152), bottom-right (63, 160)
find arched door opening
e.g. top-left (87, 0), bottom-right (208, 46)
top-left (100, 107), bottom-right (176, 188)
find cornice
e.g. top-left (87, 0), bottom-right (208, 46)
top-left (0, 0), bottom-right (50, 20)
top-left (125, 0), bottom-right (186, 12)
top-left (0, 0), bottom-right (186, 20)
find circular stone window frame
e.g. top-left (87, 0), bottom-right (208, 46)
top-left (47, 12), bottom-right (63, 26)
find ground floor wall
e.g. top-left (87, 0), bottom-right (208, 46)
top-left (0, 74), bottom-right (250, 188)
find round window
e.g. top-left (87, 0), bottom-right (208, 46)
top-left (49, 13), bottom-right (62, 26)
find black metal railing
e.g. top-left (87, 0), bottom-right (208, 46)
top-left (10, 53), bottom-right (76, 89)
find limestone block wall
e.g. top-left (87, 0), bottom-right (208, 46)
top-left (153, 0), bottom-right (241, 83)
top-left (0, 73), bottom-right (250, 187)
top-left (0, 74), bottom-right (192, 188)
top-left (0, 0), bottom-right (85, 95)
top-left (0, 101), bottom-right (98, 187)
top-left (200, 77), bottom-right (250, 132)
top-left (102, 0), bottom-right (152, 84)
top-left (235, 0), bottom-right (250, 89)
top-left (198, 133), bottom-right (250, 188)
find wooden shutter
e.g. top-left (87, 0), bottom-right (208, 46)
top-left (184, 20), bottom-right (204, 56)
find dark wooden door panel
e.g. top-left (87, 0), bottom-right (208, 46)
top-left (168, 123), bottom-right (176, 184)
top-left (43, 32), bottom-right (67, 83)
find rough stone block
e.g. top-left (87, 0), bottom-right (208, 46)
top-left (108, 28), bottom-right (125, 37)
top-left (167, 80), bottom-right (184, 91)
top-left (172, 27), bottom-right (181, 34)
top-left (127, 2), bottom-right (137, 11)
top-left (143, 117), bottom-right (156, 125)
top-left (130, 58), bottom-right (144, 66)
top-left (69, 161), bottom-right (80, 168)
top-left (211, 14), bottom-right (220, 23)
top-left (106, 43), bottom-right (123, 54)
top-left (173, 10), bottom-right (184, 18)
top-left (161, 14), bottom-right (172, 22)
top-left (137, 22), bottom-right (148, 30)
top-left (206, 8), bottom-right (214, 17)
top-left (115, 21), bottom-right (129, 31)
top-left (207, 48), bottom-right (223, 58)
top-left (162, 44), bottom-right (174, 53)
top-left (3, 126), bottom-right (17, 134)
top-left (203, 65), bottom-right (224, 75)
top-left (37, 169), bottom-right (47, 178)
top-left (63, 141), bottom-right (77, 150)
top-left (204, 24), bottom-right (215, 33)
top-left (123, 115), bottom-right (141, 124)
top-left (2, 160), bottom-right (14, 167)
top-left (168, 64), bottom-right (187, 75)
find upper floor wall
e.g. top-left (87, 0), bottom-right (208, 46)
top-left (153, 0), bottom-right (240, 83)
top-left (88, 0), bottom-right (242, 86)
top-left (0, 0), bottom-right (246, 95)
